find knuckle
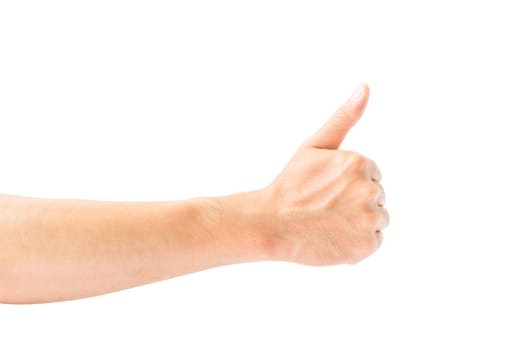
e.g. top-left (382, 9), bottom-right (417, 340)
top-left (361, 210), bottom-right (379, 229)
top-left (369, 159), bottom-right (382, 180)
top-left (362, 183), bottom-right (379, 199)
top-left (333, 150), bottom-right (352, 166)
top-left (349, 235), bottom-right (376, 264)
top-left (337, 151), bottom-right (367, 172)
top-left (351, 152), bottom-right (367, 170)
top-left (330, 111), bottom-right (347, 127)
top-left (382, 208), bottom-right (390, 228)
top-left (360, 235), bottom-right (377, 253)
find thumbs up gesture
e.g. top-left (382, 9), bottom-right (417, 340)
top-left (261, 84), bottom-right (389, 265)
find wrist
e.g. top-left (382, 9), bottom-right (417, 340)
top-left (207, 190), bottom-right (285, 263)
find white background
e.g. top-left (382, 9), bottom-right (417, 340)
top-left (1, 1), bottom-right (524, 349)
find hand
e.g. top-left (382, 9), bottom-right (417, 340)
top-left (261, 84), bottom-right (389, 265)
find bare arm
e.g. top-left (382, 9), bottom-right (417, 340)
top-left (0, 84), bottom-right (388, 304)
top-left (0, 192), bottom-right (270, 303)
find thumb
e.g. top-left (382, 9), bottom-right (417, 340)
top-left (304, 83), bottom-right (369, 149)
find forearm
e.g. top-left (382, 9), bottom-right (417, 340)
top-left (0, 192), bottom-right (270, 304)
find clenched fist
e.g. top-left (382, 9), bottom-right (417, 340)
top-left (259, 84), bottom-right (389, 265)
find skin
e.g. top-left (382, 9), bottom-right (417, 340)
top-left (0, 83), bottom-right (388, 304)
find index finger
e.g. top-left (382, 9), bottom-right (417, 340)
top-left (367, 159), bottom-right (382, 182)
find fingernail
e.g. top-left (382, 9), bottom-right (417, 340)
top-left (349, 84), bottom-right (365, 102)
